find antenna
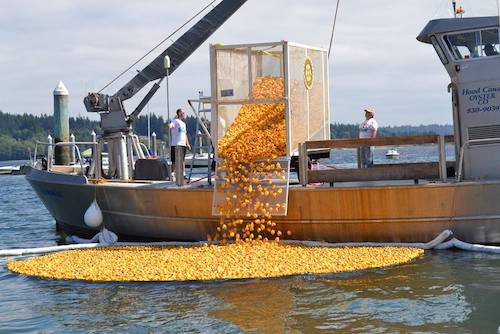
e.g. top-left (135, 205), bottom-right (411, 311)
top-left (496, 0), bottom-right (500, 30)
top-left (452, 1), bottom-right (465, 18)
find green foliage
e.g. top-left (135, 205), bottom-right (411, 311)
top-left (0, 111), bottom-right (202, 161)
top-left (133, 114), bottom-right (199, 147)
top-left (0, 110), bottom-right (101, 161)
top-left (330, 123), bottom-right (453, 139)
top-left (0, 110), bottom-right (453, 161)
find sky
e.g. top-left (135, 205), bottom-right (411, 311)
top-left (1, 0), bottom-right (500, 126)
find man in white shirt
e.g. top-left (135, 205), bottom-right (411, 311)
top-left (359, 107), bottom-right (378, 168)
top-left (168, 109), bottom-right (191, 174)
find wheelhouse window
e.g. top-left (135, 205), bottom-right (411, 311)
top-left (431, 36), bottom-right (449, 65)
top-left (445, 28), bottom-right (500, 60)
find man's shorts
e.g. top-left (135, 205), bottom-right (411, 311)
top-left (171, 145), bottom-right (187, 163)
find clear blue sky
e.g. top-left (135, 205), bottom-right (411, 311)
top-left (0, 0), bottom-right (499, 125)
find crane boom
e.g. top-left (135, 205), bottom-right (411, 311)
top-left (84, 0), bottom-right (247, 134)
top-left (115, 0), bottom-right (248, 102)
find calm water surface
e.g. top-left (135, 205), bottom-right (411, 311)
top-left (1, 153), bottom-right (500, 333)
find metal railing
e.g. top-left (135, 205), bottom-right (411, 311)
top-left (298, 134), bottom-right (455, 186)
top-left (138, 142), bottom-right (151, 158)
top-left (34, 140), bottom-right (98, 174)
top-left (187, 98), bottom-right (214, 185)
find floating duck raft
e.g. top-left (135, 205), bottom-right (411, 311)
top-left (7, 242), bottom-right (423, 282)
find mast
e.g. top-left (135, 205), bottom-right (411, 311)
top-left (452, 1), bottom-right (465, 19)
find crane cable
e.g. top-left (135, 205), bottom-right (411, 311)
top-left (98, 0), bottom-right (219, 93)
top-left (327, 0), bottom-right (341, 59)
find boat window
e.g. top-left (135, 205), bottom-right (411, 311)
top-left (431, 36), bottom-right (449, 65)
top-left (445, 28), bottom-right (500, 61)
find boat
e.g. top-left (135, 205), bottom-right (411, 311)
top-left (24, 2), bottom-right (500, 244)
top-left (0, 166), bottom-right (15, 175)
top-left (185, 152), bottom-right (214, 168)
top-left (0, 165), bottom-right (26, 175)
top-left (385, 149), bottom-right (400, 159)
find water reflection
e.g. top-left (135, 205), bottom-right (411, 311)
top-left (288, 258), bottom-right (472, 332)
top-left (3, 252), bottom-right (490, 333)
top-left (210, 280), bottom-right (296, 333)
top-left (4, 249), bottom-right (500, 333)
top-left (24, 281), bottom-right (231, 333)
top-left (3, 175), bottom-right (500, 333)
top-left (207, 255), bottom-right (476, 333)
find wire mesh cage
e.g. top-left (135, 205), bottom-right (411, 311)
top-left (210, 41), bottom-right (329, 217)
top-left (210, 41), bottom-right (330, 156)
top-left (213, 157), bottom-right (290, 217)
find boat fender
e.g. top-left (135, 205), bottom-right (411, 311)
top-left (84, 200), bottom-right (103, 228)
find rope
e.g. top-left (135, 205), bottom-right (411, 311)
top-left (327, 0), bottom-right (341, 59)
top-left (188, 175), bottom-right (208, 184)
top-left (67, 228), bottom-right (118, 245)
top-left (98, 0), bottom-right (218, 93)
top-left (317, 162), bottom-right (337, 170)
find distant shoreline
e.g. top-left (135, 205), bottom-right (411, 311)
top-left (0, 111), bottom-right (453, 161)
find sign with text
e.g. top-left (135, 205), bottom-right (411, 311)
top-left (459, 81), bottom-right (500, 125)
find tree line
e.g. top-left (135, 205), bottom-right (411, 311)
top-left (329, 123), bottom-right (453, 139)
top-left (0, 111), bottom-right (201, 161)
top-left (0, 110), bottom-right (452, 161)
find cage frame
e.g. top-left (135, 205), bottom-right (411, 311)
top-left (209, 40), bottom-right (330, 159)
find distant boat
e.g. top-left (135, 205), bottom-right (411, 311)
top-left (385, 149), bottom-right (400, 159)
top-left (185, 152), bottom-right (213, 168)
top-left (0, 166), bottom-right (21, 175)
top-left (0, 165), bottom-right (28, 175)
top-left (0, 166), bottom-right (16, 175)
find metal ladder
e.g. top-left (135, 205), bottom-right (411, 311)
top-left (187, 91), bottom-right (213, 185)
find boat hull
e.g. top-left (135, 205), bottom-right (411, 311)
top-left (26, 168), bottom-right (500, 243)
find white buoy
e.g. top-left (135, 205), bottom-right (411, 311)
top-left (84, 200), bottom-right (103, 228)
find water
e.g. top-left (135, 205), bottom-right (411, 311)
top-left (2, 154), bottom-right (500, 333)
top-left (326, 144), bottom-right (456, 169)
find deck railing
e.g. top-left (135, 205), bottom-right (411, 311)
top-left (298, 135), bottom-right (455, 186)
top-left (35, 140), bottom-right (99, 176)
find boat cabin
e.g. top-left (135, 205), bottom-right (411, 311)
top-left (418, 17), bottom-right (500, 180)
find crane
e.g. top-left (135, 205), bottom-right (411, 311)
top-left (82, 0), bottom-right (247, 179)
top-left (83, 0), bottom-right (247, 135)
